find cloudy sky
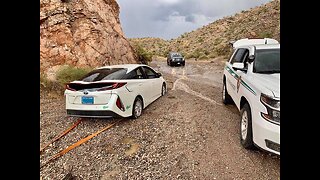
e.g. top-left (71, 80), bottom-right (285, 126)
top-left (117, 0), bottom-right (272, 40)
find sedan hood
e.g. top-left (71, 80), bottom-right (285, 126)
top-left (252, 73), bottom-right (280, 98)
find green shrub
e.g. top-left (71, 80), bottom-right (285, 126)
top-left (258, 31), bottom-right (273, 38)
top-left (132, 43), bottom-right (153, 64)
top-left (215, 43), bottom-right (232, 57)
top-left (208, 53), bottom-right (217, 59)
top-left (197, 38), bottom-right (204, 43)
top-left (198, 55), bottom-right (209, 60)
top-left (40, 73), bottom-right (64, 93)
top-left (56, 65), bottom-right (92, 85)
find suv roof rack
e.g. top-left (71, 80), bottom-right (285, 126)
top-left (229, 38), bottom-right (279, 48)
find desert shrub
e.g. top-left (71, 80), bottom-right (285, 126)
top-left (215, 43), bottom-right (232, 57)
top-left (132, 43), bottom-right (153, 64)
top-left (40, 73), bottom-right (64, 93)
top-left (56, 65), bottom-right (92, 85)
top-left (198, 55), bottom-right (209, 60)
top-left (197, 38), bottom-right (204, 43)
top-left (214, 38), bottom-right (223, 46)
top-left (208, 53), bottom-right (217, 59)
top-left (258, 31), bottom-right (273, 38)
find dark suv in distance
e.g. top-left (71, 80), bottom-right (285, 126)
top-left (167, 52), bottom-right (185, 66)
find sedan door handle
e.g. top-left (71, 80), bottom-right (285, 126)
top-left (138, 83), bottom-right (143, 86)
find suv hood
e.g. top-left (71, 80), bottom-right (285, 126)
top-left (252, 73), bottom-right (280, 98)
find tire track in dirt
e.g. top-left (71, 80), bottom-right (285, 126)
top-left (171, 68), bottom-right (223, 106)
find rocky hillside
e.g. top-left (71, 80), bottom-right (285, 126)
top-left (130, 0), bottom-right (280, 60)
top-left (129, 37), bottom-right (169, 57)
top-left (40, 0), bottom-right (138, 75)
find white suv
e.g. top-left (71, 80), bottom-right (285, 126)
top-left (222, 38), bottom-right (280, 155)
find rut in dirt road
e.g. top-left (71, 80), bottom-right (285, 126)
top-left (172, 77), bottom-right (223, 106)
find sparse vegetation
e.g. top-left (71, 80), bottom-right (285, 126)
top-left (198, 55), bottom-right (209, 60)
top-left (41, 65), bottom-right (92, 94)
top-left (56, 65), bottom-right (92, 85)
top-left (132, 43), bottom-right (153, 64)
top-left (258, 31), bottom-right (273, 38)
top-left (40, 73), bottom-right (64, 93)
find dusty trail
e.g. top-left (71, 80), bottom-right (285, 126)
top-left (40, 59), bottom-right (280, 179)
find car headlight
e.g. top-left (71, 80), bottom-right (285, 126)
top-left (260, 93), bottom-right (280, 109)
top-left (260, 93), bottom-right (280, 125)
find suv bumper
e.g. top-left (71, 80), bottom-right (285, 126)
top-left (170, 61), bottom-right (185, 66)
top-left (252, 111), bottom-right (280, 155)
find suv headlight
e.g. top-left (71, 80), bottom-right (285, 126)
top-left (260, 93), bottom-right (280, 125)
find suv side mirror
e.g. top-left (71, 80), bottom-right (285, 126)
top-left (232, 62), bottom-right (246, 71)
top-left (248, 55), bottom-right (255, 63)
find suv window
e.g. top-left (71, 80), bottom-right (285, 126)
top-left (230, 48), bottom-right (246, 64)
top-left (142, 66), bottom-right (157, 79)
top-left (81, 68), bottom-right (127, 82)
top-left (253, 49), bottom-right (280, 74)
top-left (122, 67), bottom-right (145, 79)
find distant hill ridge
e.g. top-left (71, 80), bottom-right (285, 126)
top-left (129, 0), bottom-right (280, 60)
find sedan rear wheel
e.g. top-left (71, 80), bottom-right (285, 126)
top-left (132, 97), bottom-right (143, 119)
top-left (161, 83), bottom-right (167, 96)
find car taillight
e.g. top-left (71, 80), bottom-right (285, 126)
top-left (98, 82), bottom-right (127, 91)
top-left (65, 84), bottom-right (76, 91)
top-left (116, 96), bottom-right (125, 111)
top-left (112, 82), bottom-right (127, 89)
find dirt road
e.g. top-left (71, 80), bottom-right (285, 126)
top-left (40, 59), bottom-right (280, 179)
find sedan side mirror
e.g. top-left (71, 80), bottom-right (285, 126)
top-left (156, 72), bottom-right (162, 78)
top-left (232, 62), bottom-right (246, 72)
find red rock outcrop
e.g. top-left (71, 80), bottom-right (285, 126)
top-left (40, 0), bottom-right (138, 73)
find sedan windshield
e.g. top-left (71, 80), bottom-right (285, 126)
top-left (80, 68), bottom-right (127, 82)
top-left (253, 49), bottom-right (280, 74)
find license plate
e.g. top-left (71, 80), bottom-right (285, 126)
top-left (177, 62), bottom-right (180, 64)
top-left (82, 96), bottom-right (94, 104)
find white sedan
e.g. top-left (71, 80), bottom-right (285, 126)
top-left (64, 64), bottom-right (167, 119)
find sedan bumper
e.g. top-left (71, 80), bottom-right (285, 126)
top-left (67, 109), bottom-right (122, 118)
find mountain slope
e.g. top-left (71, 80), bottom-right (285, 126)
top-left (129, 0), bottom-right (280, 60)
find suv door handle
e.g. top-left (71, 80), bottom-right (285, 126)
top-left (138, 83), bottom-right (143, 86)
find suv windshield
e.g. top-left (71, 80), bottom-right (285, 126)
top-left (253, 49), bottom-right (280, 74)
top-left (80, 68), bottom-right (127, 82)
top-left (172, 53), bottom-right (182, 57)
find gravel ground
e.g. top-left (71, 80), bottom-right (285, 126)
top-left (40, 59), bottom-right (280, 180)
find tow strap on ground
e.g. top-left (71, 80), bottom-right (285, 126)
top-left (40, 118), bottom-right (82, 154)
top-left (40, 123), bottom-right (115, 169)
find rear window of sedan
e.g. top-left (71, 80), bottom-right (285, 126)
top-left (80, 68), bottom-right (127, 82)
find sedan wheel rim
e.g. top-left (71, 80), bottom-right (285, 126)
top-left (162, 86), bottom-right (166, 95)
top-left (241, 110), bottom-right (248, 140)
top-left (134, 100), bottom-right (142, 117)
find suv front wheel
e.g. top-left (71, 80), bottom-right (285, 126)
top-left (240, 103), bottom-right (255, 149)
